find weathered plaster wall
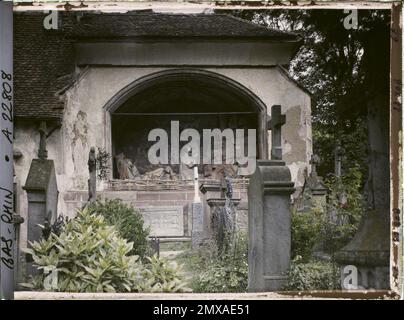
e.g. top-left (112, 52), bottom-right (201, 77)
top-left (13, 66), bottom-right (311, 248)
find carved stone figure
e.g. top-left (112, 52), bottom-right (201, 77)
top-left (126, 158), bottom-right (141, 180)
top-left (180, 162), bottom-right (194, 180)
top-left (161, 165), bottom-right (177, 180)
top-left (143, 166), bottom-right (177, 180)
top-left (115, 153), bottom-right (140, 180)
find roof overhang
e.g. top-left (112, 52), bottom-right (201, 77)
top-left (75, 40), bottom-right (300, 67)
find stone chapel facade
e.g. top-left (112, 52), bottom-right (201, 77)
top-left (13, 11), bottom-right (312, 250)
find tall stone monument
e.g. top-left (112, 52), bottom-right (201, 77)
top-left (23, 122), bottom-right (58, 275)
top-left (248, 105), bottom-right (295, 292)
top-left (335, 92), bottom-right (390, 290)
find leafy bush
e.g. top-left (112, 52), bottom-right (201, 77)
top-left (88, 199), bottom-right (150, 258)
top-left (24, 209), bottom-right (188, 293)
top-left (179, 233), bottom-right (248, 293)
top-left (140, 255), bottom-right (189, 293)
top-left (284, 259), bottom-right (340, 291)
top-left (291, 209), bottom-right (323, 262)
top-left (291, 166), bottom-right (364, 261)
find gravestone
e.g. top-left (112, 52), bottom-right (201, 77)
top-left (138, 206), bottom-right (184, 237)
top-left (23, 122), bottom-right (58, 275)
top-left (299, 154), bottom-right (328, 213)
top-left (23, 164), bottom-right (58, 274)
top-left (248, 105), bottom-right (295, 292)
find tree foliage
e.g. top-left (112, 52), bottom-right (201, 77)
top-left (226, 9), bottom-right (390, 179)
top-left (88, 198), bottom-right (150, 258)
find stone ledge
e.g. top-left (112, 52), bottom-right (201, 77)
top-left (14, 290), bottom-right (397, 300)
top-left (10, 291), bottom-right (327, 300)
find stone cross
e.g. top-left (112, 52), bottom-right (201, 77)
top-left (38, 121), bottom-right (48, 160)
top-left (310, 154), bottom-right (320, 177)
top-left (87, 147), bottom-right (96, 204)
top-left (334, 143), bottom-right (343, 177)
top-left (267, 105), bottom-right (286, 160)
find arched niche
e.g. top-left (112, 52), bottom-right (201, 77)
top-left (103, 69), bottom-right (268, 179)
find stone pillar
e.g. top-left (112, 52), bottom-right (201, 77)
top-left (191, 202), bottom-right (203, 249)
top-left (191, 165), bottom-right (204, 248)
top-left (200, 181), bottom-right (222, 237)
top-left (334, 87), bottom-right (390, 290)
top-left (200, 181), bottom-right (222, 201)
top-left (248, 160), bottom-right (295, 292)
top-left (200, 181), bottom-right (241, 244)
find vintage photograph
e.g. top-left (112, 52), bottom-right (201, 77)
top-left (0, 0), bottom-right (402, 301)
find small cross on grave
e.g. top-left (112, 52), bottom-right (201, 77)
top-left (267, 105), bottom-right (286, 160)
top-left (310, 154), bottom-right (320, 177)
top-left (334, 142), bottom-right (344, 177)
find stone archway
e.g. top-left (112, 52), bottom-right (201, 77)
top-left (103, 69), bottom-right (268, 180)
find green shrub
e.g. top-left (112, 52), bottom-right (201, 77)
top-left (88, 199), bottom-right (150, 258)
top-left (291, 209), bottom-right (323, 262)
top-left (284, 259), bottom-right (340, 291)
top-left (291, 167), bottom-right (364, 261)
top-left (179, 233), bottom-right (248, 293)
top-left (140, 255), bottom-right (190, 293)
top-left (23, 209), bottom-right (189, 293)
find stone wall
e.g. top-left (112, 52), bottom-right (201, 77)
top-left (14, 66), bottom-right (311, 249)
top-left (58, 186), bottom-right (249, 239)
top-left (60, 66), bottom-right (311, 189)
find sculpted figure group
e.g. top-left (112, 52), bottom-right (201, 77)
top-left (115, 153), bottom-right (240, 181)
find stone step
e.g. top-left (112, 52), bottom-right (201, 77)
top-left (158, 241), bottom-right (191, 252)
top-left (159, 250), bottom-right (184, 260)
